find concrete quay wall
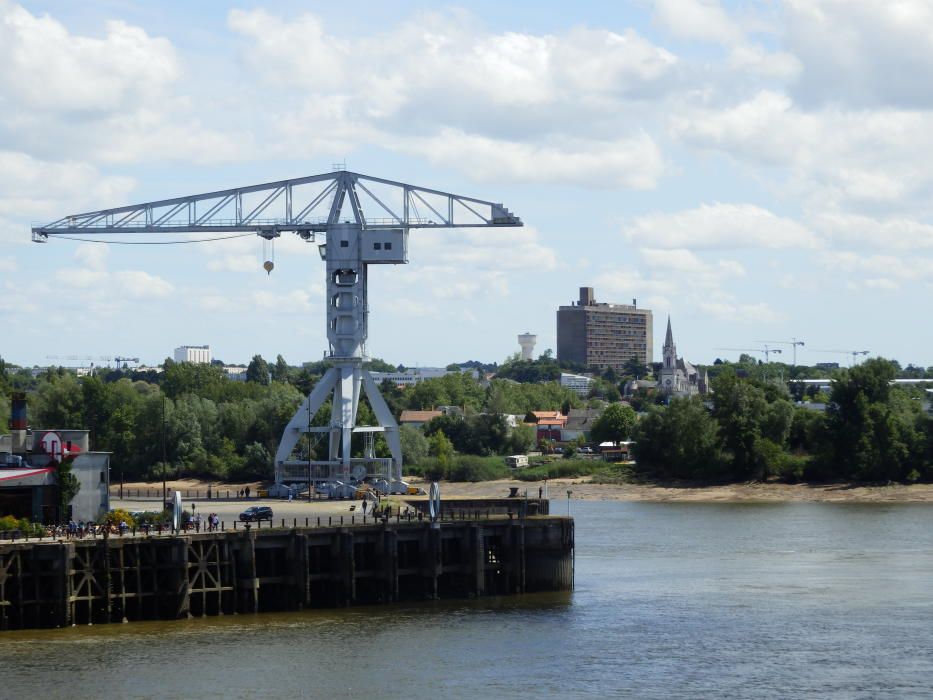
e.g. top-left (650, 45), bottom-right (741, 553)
top-left (0, 516), bottom-right (573, 631)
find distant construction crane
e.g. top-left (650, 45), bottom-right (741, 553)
top-left (45, 354), bottom-right (112, 366)
top-left (114, 356), bottom-right (140, 365)
top-left (715, 346), bottom-right (783, 363)
top-left (756, 338), bottom-right (805, 366)
top-left (811, 349), bottom-right (870, 367)
top-left (32, 169), bottom-right (522, 494)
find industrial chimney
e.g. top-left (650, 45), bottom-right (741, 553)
top-left (11, 392), bottom-right (27, 455)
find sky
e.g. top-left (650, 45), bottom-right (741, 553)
top-left (1, 0), bottom-right (932, 370)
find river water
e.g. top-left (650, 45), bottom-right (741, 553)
top-left (3, 501), bottom-right (932, 699)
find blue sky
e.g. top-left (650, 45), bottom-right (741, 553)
top-left (2, 0), bottom-right (932, 369)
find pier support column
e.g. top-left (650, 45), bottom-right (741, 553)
top-left (290, 533), bottom-right (309, 609)
top-left (174, 539), bottom-right (191, 619)
top-left (471, 525), bottom-right (485, 598)
top-left (381, 528), bottom-right (398, 603)
top-left (234, 533), bottom-right (259, 614)
top-left (338, 530), bottom-right (354, 607)
top-left (54, 542), bottom-right (74, 628)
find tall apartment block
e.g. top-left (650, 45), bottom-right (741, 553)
top-left (557, 287), bottom-right (653, 371)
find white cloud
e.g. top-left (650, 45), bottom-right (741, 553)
top-left (784, 0), bottom-right (933, 109)
top-left (813, 213), bottom-right (933, 250)
top-left (821, 250), bottom-right (933, 288)
top-left (625, 203), bottom-right (820, 250)
top-left (0, 1), bottom-right (178, 112)
top-left (74, 244), bottom-right (108, 271)
top-left (672, 91), bottom-right (933, 208)
top-left (697, 299), bottom-right (785, 323)
top-left (113, 270), bottom-right (174, 299)
top-left (653, 0), bottom-right (744, 44)
top-left (0, 151), bottom-right (135, 218)
top-left (252, 288), bottom-right (314, 314)
top-left (227, 9), bottom-right (675, 187)
top-left (405, 129), bottom-right (664, 189)
top-left (415, 225), bottom-right (557, 273)
top-left (727, 45), bottom-right (801, 82)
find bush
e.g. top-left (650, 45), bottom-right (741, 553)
top-left (774, 453), bottom-right (810, 483)
top-left (0, 515), bottom-right (45, 536)
top-left (418, 457), bottom-right (446, 482)
top-left (103, 508), bottom-right (137, 528)
top-left (447, 455), bottom-right (510, 482)
top-left (513, 459), bottom-right (603, 481)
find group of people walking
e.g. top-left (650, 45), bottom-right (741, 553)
top-left (189, 512), bottom-right (220, 532)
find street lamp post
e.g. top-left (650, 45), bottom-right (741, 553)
top-left (566, 489), bottom-right (573, 517)
top-left (161, 394), bottom-right (167, 503)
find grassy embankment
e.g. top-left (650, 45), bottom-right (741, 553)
top-left (403, 454), bottom-right (633, 483)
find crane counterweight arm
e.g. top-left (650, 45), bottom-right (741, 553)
top-left (31, 169), bottom-right (522, 241)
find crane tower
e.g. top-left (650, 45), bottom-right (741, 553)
top-left (32, 169), bottom-right (522, 493)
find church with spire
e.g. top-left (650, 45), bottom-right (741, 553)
top-left (659, 317), bottom-right (710, 398)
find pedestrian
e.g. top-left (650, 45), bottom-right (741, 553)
top-left (539, 486), bottom-right (543, 499)
top-left (245, 486), bottom-right (251, 499)
top-left (361, 499), bottom-right (367, 515)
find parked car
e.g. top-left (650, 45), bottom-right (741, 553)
top-left (239, 506), bottom-right (273, 522)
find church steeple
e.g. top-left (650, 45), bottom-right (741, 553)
top-left (663, 316), bottom-right (676, 369)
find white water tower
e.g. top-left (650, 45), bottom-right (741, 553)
top-left (518, 332), bottom-right (537, 361)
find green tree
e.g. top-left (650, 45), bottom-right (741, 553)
top-left (429, 430), bottom-right (455, 473)
top-left (271, 354), bottom-right (290, 383)
top-left (399, 424), bottom-right (429, 464)
top-left (243, 442), bottom-right (272, 478)
top-left (246, 355), bottom-right (271, 385)
top-left (634, 398), bottom-right (724, 480)
top-left (35, 373), bottom-right (84, 429)
top-left (506, 423), bottom-right (536, 454)
top-left (825, 358), bottom-right (925, 481)
top-left (590, 403), bottom-right (637, 444)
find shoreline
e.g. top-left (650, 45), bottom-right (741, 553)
top-left (115, 476), bottom-right (933, 504)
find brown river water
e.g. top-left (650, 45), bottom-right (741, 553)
top-left (2, 500), bottom-right (932, 699)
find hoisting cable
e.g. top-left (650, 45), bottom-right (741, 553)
top-left (40, 232), bottom-right (257, 245)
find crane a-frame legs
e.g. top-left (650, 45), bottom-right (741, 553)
top-left (273, 361), bottom-right (403, 492)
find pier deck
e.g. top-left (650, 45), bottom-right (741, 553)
top-left (0, 515), bottom-right (573, 631)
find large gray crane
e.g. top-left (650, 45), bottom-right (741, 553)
top-left (33, 169), bottom-right (522, 493)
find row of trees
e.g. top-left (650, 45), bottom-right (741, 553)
top-left (0, 354), bottom-right (581, 482)
top-left (3, 353), bottom-right (931, 485)
top-left (635, 359), bottom-right (933, 483)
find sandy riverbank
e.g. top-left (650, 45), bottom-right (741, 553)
top-left (116, 476), bottom-right (933, 503)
